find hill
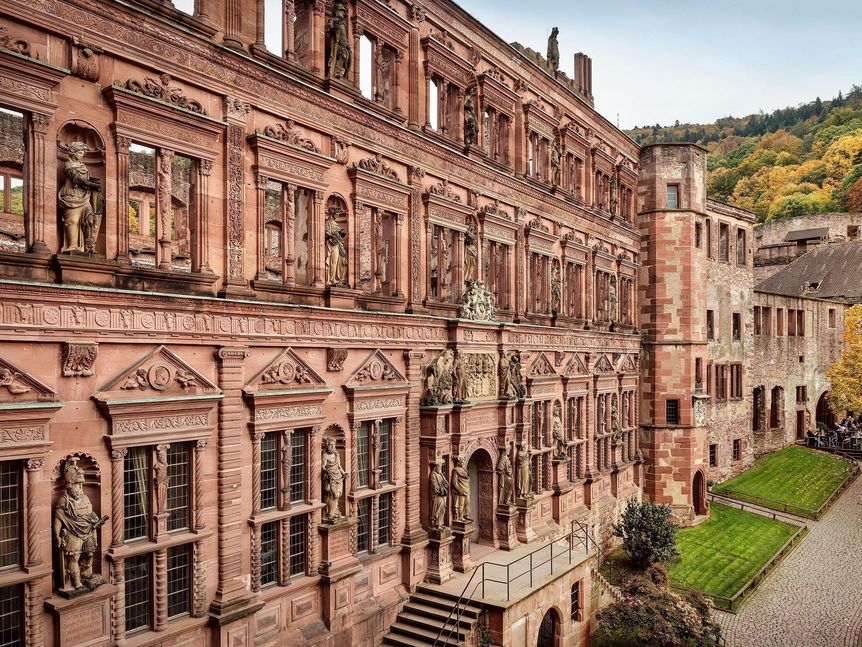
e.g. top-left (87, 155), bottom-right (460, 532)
top-left (625, 86), bottom-right (862, 222)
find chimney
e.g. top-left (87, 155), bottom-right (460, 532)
top-left (574, 52), bottom-right (593, 99)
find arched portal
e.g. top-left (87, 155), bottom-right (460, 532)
top-left (536, 608), bottom-right (560, 647)
top-left (816, 392), bottom-right (835, 429)
top-left (693, 470), bottom-right (708, 516)
top-left (467, 448), bottom-right (494, 544)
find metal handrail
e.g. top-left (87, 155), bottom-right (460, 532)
top-left (431, 521), bottom-right (596, 646)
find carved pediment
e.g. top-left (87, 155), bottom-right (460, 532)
top-left (245, 348), bottom-right (326, 393)
top-left (346, 350), bottom-right (406, 387)
top-left (564, 353), bottom-right (589, 376)
top-left (529, 353), bottom-right (557, 377)
top-left (593, 353), bottom-right (615, 375)
top-left (260, 119), bottom-right (320, 153)
top-left (0, 357), bottom-right (57, 404)
top-left (618, 354), bottom-right (639, 374)
top-left (98, 345), bottom-right (218, 398)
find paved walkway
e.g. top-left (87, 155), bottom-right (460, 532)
top-left (716, 471), bottom-right (862, 646)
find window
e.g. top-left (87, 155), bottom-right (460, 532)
top-left (732, 439), bottom-right (741, 462)
top-left (829, 308), bottom-right (836, 328)
top-left (124, 448), bottom-right (150, 541)
top-left (359, 35), bottom-right (373, 99)
top-left (732, 312), bottom-right (741, 341)
top-left (166, 545), bottom-right (191, 619)
top-left (706, 218), bottom-right (713, 259)
top-left (776, 308), bottom-right (784, 336)
top-left (0, 584), bottom-right (22, 646)
top-left (848, 225), bottom-right (860, 240)
top-left (796, 386), bottom-right (808, 403)
top-left (260, 434), bottom-right (278, 510)
top-left (666, 184), bottom-right (679, 209)
top-left (762, 307), bottom-right (771, 336)
top-left (666, 399), bottom-right (680, 426)
top-left (0, 462), bottom-right (20, 569)
top-left (719, 223), bottom-right (729, 261)
top-left (797, 309), bottom-right (805, 337)
top-left (787, 309), bottom-right (796, 336)
top-left (754, 306), bottom-right (761, 335)
top-left (290, 431), bottom-right (306, 503)
top-left (289, 514), bottom-right (307, 576)
top-left (715, 365), bottom-right (727, 401)
top-left (0, 109), bottom-right (25, 255)
top-left (736, 228), bottom-right (746, 265)
top-left (166, 444), bottom-right (190, 532)
top-left (706, 363), bottom-right (713, 397)
top-left (706, 310), bottom-right (715, 340)
top-left (571, 581), bottom-right (582, 622)
top-left (730, 364), bottom-right (743, 399)
top-left (377, 492), bottom-right (391, 547)
top-left (709, 444), bottom-right (717, 468)
top-left (356, 422), bottom-right (370, 489)
top-left (695, 222), bottom-right (702, 248)
top-left (378, 420), bottom-right (392, 484)
top-left (695, 357), bottom-right (703, 391)
top-left (260, 521), bottom-right (278, 587)
top-left (263, 0), bottom-right (284, 54)
top-left (428, 79), bottom-right (439, 131)
top-left (356, 497), bottom-right (371, 554)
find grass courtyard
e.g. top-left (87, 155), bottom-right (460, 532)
top-left (711, 445), bottom-right (854, 516)
top-left (667, 503), bottom-right (800, 604)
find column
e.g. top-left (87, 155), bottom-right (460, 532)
top-left (280, 429), bottom-right (292, 510)
top-left (223, 0), bottom-right (246, 49)
top-left (307, 425), bottom-right (321, 577)
top-left (254, 0), bottom-right (265, 47)
top-left (193, 539), bottom-right (207, 616)
top-left (116, 135), bottom-right (131, 260)
top-left (156, 148), bottom-right (174, 270)
top-left (211, 346), bottom-right (251, 614)
top-left (401, 351), bottom-right (428, 547)
top-left (279, 517), bottom-right (291, 585)
top-left (24, 459), bottom-right (43, 567)
top-left (408, 29), bottom-right (421, 129)
top-left (255, 173), bottom-right (268, 280)
top-left (223, 98), bottom-right (251, 294)
top-left (407, 166), bottom-right (424, 311)
top-left (393, 51), bottom-right (404, 115)
top-left (453, 230), bottom-right (465, 301)
top-left (284, 183), bottom-right (295, 286)
top-left (454, 87), bottom-right (465, 145)
top-left (196, 160), bottom-right (212, 273)
top-left (194, 440), bottom-right (208, 530)
top-left (110, 449), bottom-right (127, 548)
top-left (284, 0), bottom-right (295, 59)
top-left (393, 214), bottom-right (405, 298)
top-left (154, 548), bottom-right (168, 630)
top-left (424, 73), bottom-right (433, 130)
top-left (311, 190), bottom-right (324, 287)
top-left (27, 113), bottom-right (52, 254)
top-left (110, 557), bottom-right (125, 646)
top-left (311, 0), bottom-right (324, 75)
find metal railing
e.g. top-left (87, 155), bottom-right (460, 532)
top-left (431, 521), bottom-right (596, 646)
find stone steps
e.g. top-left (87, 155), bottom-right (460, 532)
top-left (382, 585), bottom-right (482, 646)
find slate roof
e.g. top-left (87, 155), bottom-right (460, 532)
top-left (755, 240), bottom-right (862, 303)
top-left (784, 227), bottom-right (830, 242)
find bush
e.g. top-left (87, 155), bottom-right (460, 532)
top-left (612, 499), bottom-right (679, 568)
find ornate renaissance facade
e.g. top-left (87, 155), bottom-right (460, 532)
top-left (0, 1), bottom-right (642, 645)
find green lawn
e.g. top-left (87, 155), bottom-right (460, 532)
top-left (712, 445), bottom-right (854, 516)
top-left (667, 503), bottom-right (799, 600)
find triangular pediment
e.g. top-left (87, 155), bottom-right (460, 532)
top-left (346, 350), bottom-right (407, 387)
top-left (529, 353), bottom-right (557, 377)
top-left (244, 348), bottom-right (326, 393)
top-left (593, 353), bottom-right (615, 375)
top-left (564, 353), bottom-right (589, 376)
top-left (98, 345), bottom-right (219, 398)
top-left (0, 357), bottom-right (58, 404)
top-left (618, 353), bottom-right (638, 374)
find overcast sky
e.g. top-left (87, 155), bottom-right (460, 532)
top-left (458, 0), bottom-right (862, 130)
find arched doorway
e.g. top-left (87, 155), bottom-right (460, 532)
top-left (817, 392), bottom-right (835, 429)
top-left (693, 470), bottom-right (707, 516)
top-left (467, 448), bottom-right (494, 544)
top-left (537, 608), bottom-right (560, 647)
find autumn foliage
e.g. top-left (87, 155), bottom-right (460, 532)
top-left (826, 304), bottom-right (862, 416)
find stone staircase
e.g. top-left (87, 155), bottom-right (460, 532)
top-left (382, 584), bottom-right (483, 647)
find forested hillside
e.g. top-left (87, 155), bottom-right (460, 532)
top-left (626, 86), bottom-right (862, 222)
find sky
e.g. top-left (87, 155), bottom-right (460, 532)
top-left (458, 0), bottom-right (862, 130)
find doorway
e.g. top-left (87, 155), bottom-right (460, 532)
top-left (537, 608), bottom-right (559, 647)
top-left (796, 410), bottom-right (805, 440)
top-left (816, 392), bottom-right (835, 429)
top-left (693, 470), bottom-right (707, 516)
top-left (466, 448), bottom-right (494, 545)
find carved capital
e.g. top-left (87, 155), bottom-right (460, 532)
top-left (224, 96), bottom-right (251, 121)
top-left (195, 439), bottom-right (210, 450)
top-left (116, 135), bottom-right (132, 151)
top-left (110, 448), bottom-right (128, 461)
top-left (30, 112), bottom-right (52, 133)
top-left (199, 159), bottom-right (213, 176)
top-left (216, 347), bottom-right (250, 365)
top-left (311, 425), bottom-right (322, 435)
top-left (25, 458), bottom-right (43, 472)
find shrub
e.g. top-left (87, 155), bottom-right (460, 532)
top-left (612, 499), bottom-right (679, 567)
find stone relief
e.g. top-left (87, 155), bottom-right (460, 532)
top-left (496, 448), bottom-right (514, 506)
top-left (546, 27), bottom-right (560, 72)
top-left (459, 279), bottom-right (496, 321)
top-left (325, 206), bottom-right (348, 286)
top-left (529, 353), bottom-right (556, 376)
top-left (327, 348), bottom-right (348, 372)
top-left (321, 437), bottom-right (347, 522)
top-left (428, 179), bottom-right (461, 202)
top-left (0, 367), bottom-right (30, 395)
top-left (357, 153), bottom-right (398, 180)
top-left (421, 349), bottom-right (454, 406)
top-left (71, 40), bottom-right (101, 82)
top-left (262, 120), bottom-right (320, 153)
top-left (124, 73), bottom-right (205, 114)
top-left (0, 24), bottom-right (31, 56)
top-left (498, 351), bottom-right (525, 400)
top-left (454, 352), bottom-right (497, 401)
top-left (327, 0), bottom-right (352, 80)
top-left (331, 135), bottom-right (350, 164)
top-left (61, 342), bottom-right (98, 377)
top-left (260, 359), bottom-right (313, 386)
top-left (347, 349), bottom-right (405, 385)
top-left (429, 460), bottom-right (449, 528)
top-left (53, 457), bottom-right (108, 595)
top-left (58, 141), bottom-right (102, 254)
top-left (450, 456), bottom-right (471, 522)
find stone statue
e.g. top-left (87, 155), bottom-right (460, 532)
top-left (422, 349), bottom-right (455, 406)
top-left (499, 351), bottom-right (525, 400)
top-left (497, 448), bottom-right (514, 506)
top-left (611, 396), bottom-right (622, 443)
top-left (59, 141), bottom-right (102, 254)
top-left (551, 142), bottom-right (561, 186)
top-left (459, 279), bottom-right (497, 321)
top-left (553, 403), bottom-right (566, 459)
top-left (154, 445), bottom-right (168, 516)
top-left (608, 276), bottom-right (618, 321)
top-left (325, 208), bottom-right (348, 286)
top-left (429, 460), bottom-right (449, 528)
top-left (53, 457), bottom-right (108, 593)
top-left (464, 225), bottom-right (478, 282)
top-left (375, 47), bottom-right (392, 107)
top-left (610, 172), bottom-right (619, 216)
top-left (322, 437), bottom-right (347, 521)
top-left (464, 89), bottom-right (478, 147)
top-left (551, 264), bottom-right (562, 314)
top-left (547, 27), bottom-right (560, 72)
top-left (327, 0), bottom-right (351, 80)
top-left (451, 457), bottom-right (471, 522)
top-left (516, 443), bottom-right (532, 499)
top-left (453, 353), bottom-right (468, 403)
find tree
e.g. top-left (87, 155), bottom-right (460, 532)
top-left (612, 499), bottom-right (678, 567)
top-left (593, 565), bottom-right (722, 647)
top-left (826, 305), bottom-right (862, 416)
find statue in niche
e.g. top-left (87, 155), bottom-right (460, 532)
top-left (375, 216), bottom-right (389, 286)
top-left (451, 456), bottom-right (471, 522)
top-left (53, 457), bottom-right (108, 594)
top-left (153, 445), bottom-right (168, 516)
top-left (421, 349), bottom-right (455, 406)
top-left (429, 460), bottom-right (449, 528)
top-left (453, 353), bottom-right (468, 403)
top-left (322, 437), bottom-right (347, 522)
top-left (464, 89), bottom-right (478, 147)
top-left (608, 276), bottom-right (618, 321)
top-left (375, 47), bottom-right (392, 107)
top-left (440, 234), bottom-right (451, 297)
top-left (499, 351), bottom-right (525, 400)
top-left (551, 141), bottom-right (561, 186)
top-left (551, 263), bottom-right (562, 314)
top-left (59, 141), bottom-right (102, 254)
top-left (497, 448), bottom-right (514, 506)
top-left (552, 402), bottom-right (566, 459)
top-left (610, 170), bottom-right (619, 216)
top-left (464, 224), bottom-right (478, 282)
top-left (516, 442), bottom-right (532, 499)
top-left (325, 207), bottom-right (348, 286)
top-left (546, 27), bottom-right (560, 72)
top-left (611, 396), bottom-right (622, 443)
top-left (327, 0), bottom-right (351, 80)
